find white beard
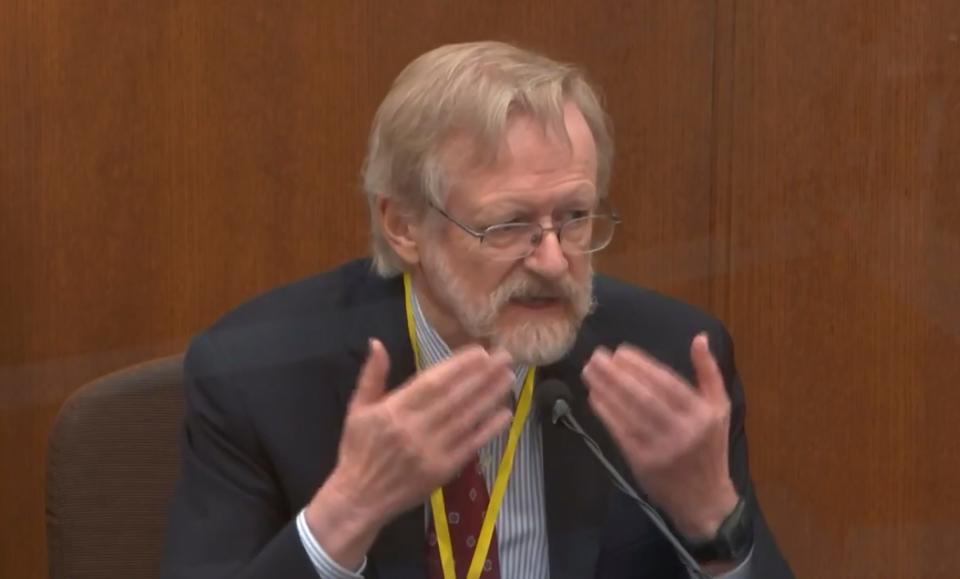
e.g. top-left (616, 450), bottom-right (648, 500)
top-left (419, 247), bottom-right (595, 366)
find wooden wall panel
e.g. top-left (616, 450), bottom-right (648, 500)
top-left (723, 1), bottom-right (960, 577)
top-left (0, 2), bottom-right (718, 577)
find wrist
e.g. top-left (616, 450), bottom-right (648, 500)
top-left (305, 471), bottom-right (385, 570)
top-left (684, 494), bottom-right (754, 565)
top-left (670, 482), bottom-right (739, 541)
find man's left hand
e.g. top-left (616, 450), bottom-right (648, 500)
top-left (581, 332), bottom-right (738, 542)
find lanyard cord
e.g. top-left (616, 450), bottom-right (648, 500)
top-left (403, 273), bottom-right (535, 579)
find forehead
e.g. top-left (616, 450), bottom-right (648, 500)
top-left (441, 101), bottom-right (599, 207)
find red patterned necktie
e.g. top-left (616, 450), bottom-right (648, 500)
top-left (425, 454), bottom-right (501, 578)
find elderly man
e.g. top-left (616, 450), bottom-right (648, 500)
top-left (162, 42), bottom-right (793, 579)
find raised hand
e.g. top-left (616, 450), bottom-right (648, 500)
top-left (582, 333), bottom-right (739, 542)
top-left (305, 339), bottom-right (515, 569)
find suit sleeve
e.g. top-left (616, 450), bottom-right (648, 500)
top-left (161, 332), bottom-right (319, 579)
top-left (711, 325), bottom-right (795, 579)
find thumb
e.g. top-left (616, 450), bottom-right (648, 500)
top-left (352, 338), bottom-right (390, 406)
top-left (691, 333), bottom-right (727, 405)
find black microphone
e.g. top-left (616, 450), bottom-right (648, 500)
top-left (535, 378), bottom-right (575, 426)
top-left (536, 379), bottom-right (708, 579)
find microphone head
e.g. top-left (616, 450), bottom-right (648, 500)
top-left (536, 378), bottom-right (574, 425)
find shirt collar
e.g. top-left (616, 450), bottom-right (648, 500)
top-left (409, 284), bottom-right (528, 390)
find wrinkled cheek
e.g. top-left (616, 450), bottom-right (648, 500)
top-left (566, 253), bottom-right (592, 278)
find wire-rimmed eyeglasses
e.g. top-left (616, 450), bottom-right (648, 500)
top-left (429, 201), bottom-right (621, 261)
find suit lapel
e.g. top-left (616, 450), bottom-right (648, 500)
top-left (539, 320), bottom-right (614, 579)
top-left (343, 273), bottom-right (417, 397)
top-left (343, 274), bottom-right (427, 579)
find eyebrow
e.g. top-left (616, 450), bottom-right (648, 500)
top-left (475, 187), bottom-right (597, 220)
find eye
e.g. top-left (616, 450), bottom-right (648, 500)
top-left (559, 209), bottom-right (591, 221)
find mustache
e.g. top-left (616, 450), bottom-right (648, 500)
top-left (490, 274), bottom-right (582, 309)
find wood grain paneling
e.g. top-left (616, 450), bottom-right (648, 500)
top-left (9, 0), bottom-right (956, 577)
top-left (723, 1), bottom-right (960, 577)
top-left (0, 2), bottom-right (719, 577)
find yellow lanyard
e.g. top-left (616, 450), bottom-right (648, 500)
top-left (403, 273), bottom-right (535, 579)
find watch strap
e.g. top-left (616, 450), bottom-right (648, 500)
top-left (684, 496), bottom-right (754, 564)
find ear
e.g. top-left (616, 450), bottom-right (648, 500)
top-left (377, 195), bottom-right (423, 267)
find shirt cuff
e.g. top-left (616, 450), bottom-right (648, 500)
top-left (296, 509), bottom-right (368, 579)
top-left (690, 546), bottom-right (753, 579)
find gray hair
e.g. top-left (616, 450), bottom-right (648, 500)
top-left (361, 41), bottom-right (614, 276)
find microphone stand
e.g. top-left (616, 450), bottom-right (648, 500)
top-left (548, 397), bottom-right (710, 579)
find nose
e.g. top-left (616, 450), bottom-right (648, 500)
top-left (523, 229), bottom-right (568, 280)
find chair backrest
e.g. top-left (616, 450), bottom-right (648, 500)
top-left (46, 354), bottom-right (185, 579)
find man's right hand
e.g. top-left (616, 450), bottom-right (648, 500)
top-left (304, 338), bottom-right (515, 570)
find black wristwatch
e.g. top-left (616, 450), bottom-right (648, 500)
top-left (685, 496), bottom-right (754, 564)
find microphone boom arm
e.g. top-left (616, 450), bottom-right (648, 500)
top-left (552, 400), bottom-right (709, 579)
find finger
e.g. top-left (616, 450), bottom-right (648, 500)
top-left (451, 407), bottom-right (514, 465)
top-left (581, 345), bottom-right (613, 386)
top-left (428, 348), bottom-right (515, 442)
top-left (586, 384), bottom-right (635, 447)
top-left (612, 343), bottom-right (695, 412)
top-left (395, 345), bottom-right (502, 410)
top-left (430, 362), bottom-right (515, 435)
top-left (691, 333), bottom-right (728, 406)
top-left (583, 349), bottom-right (671, 432)
top-left (352, 338), bottom-right (390, 406)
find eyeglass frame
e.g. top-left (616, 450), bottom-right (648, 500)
top-left (427, 199), bottom-right (622, 259)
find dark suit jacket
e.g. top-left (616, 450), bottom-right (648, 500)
top-left (161, 258), bottom-right (793, 579)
